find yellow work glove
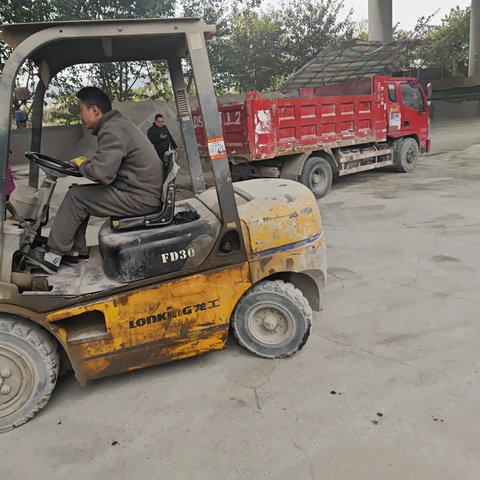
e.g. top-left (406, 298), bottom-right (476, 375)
top-left (71, 156), bottom-right (87, 168)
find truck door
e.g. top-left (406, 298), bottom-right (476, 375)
top-left (386, 82), bottom-right (401, 133)
top-left (398, 81), bottom-right (429, 152)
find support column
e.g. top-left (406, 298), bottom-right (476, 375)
top-left (368, 0), bottom-right (393, 42)
top-left (469, 0), bottom-right (480, 76)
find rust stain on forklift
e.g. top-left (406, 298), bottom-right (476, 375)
top-left (238, 185), bottom-right (322, 253)
top-left (46, 264), bottom-right (252, 381)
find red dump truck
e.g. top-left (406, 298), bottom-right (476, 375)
top-left (193, 76), bottom-right (431, 198)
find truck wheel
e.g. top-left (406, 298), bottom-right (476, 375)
top-left (232, 280), bottom-right (313, 359)
top-left (299, 156), bottom-right (333, 199)
top-left (395, 138), bottom-right (419, 173)
top-left (0, 316), bottom-right (59, 433)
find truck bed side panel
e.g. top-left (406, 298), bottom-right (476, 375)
top-left (248, 95), bottom-right (387, 160)
top-left (194, 93), bottom-right (388, 161)
top-left (194, 103), bottom-right (250, 158)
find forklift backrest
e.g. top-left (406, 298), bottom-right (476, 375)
top-left (162, 150), bottom-right (180, 197)
top-left (110, 151), bottom-right (179, 231)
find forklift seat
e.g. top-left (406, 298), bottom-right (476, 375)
top-left (98, 198), bottom-right (221, 282)
top-left (110, 150), bottom-right (179, 231)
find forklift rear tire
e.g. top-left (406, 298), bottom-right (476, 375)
top-left (299, 157), bottom-right (333, 199)
top-left (395, 138), bottom-right (419, 173)
top-left (0, 316), bottom-right (59, 433)
top-left (232, 280), bottom-right (313, 359)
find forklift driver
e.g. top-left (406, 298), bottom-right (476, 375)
top-left (26, 86), bottom-right (164, 274)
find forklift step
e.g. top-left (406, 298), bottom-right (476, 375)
top-left (66, 313), bottom-right (108, 345)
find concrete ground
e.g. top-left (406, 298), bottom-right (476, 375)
top-left (2, 119), bottom-right (480, 479)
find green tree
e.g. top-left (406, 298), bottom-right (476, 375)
top-left (271, 0), bottom-right (354, 76)
top-left (391, 12), bottom-right (438, 71)
top-left (1, 0), bottom-right (178, 124)
top-left (416, 6), bottom-right (470, 76)
top-left (219, 10), bottom-right (286, 92)
top-left (182, 0), bottom-right (353, 93)
top-left (0, 0), bottom-right (57, 125)
top-left (45, 68), bottom-right (84, 125)
top-left (352, 19), bottom-right (368, 41)
top-left (54, 0), bottom-right (176, 20)
top-left (136, 61), bottom-right (174, 101)
top-left (53, 0), bottom-right (178, 105)
top-left (2, 0), bottom-right (357, 122)
top-left (180, 0), bottom-right (262, 93)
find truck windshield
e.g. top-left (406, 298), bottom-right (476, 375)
top-left (400, 83), bottom-right (424, 111)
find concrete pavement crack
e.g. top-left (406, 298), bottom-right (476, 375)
top-left (356, 346), bottom-right (414, 368)
top-left (379, 285), bottom-right (397, 304)
top-left (253, 362), bottom-right (279, 410)
top-left (315, 335), bottom-right (414, 369)
top-left (412, 255), bottom-right (422, 284)
top-left (329, 272), bottom-right (345, 289)
top-left (229, 361), bottom-right (280, 410)
top-left (391, 281), bottom-right (480, 305)
top-left (293, 440), bottom-right (314, 479)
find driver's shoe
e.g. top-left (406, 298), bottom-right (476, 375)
top-left (26, 248), bottom-right (60, 275)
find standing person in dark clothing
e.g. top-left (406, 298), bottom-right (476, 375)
top-left (147, 113), bottom-right (179, 161)
top-left (26, 87), bottom-right (164, 275)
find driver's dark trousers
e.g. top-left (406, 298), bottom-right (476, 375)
top-left (47, 184), bottom-right (160, 255)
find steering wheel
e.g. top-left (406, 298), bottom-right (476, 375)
top-left (25, 151), bottom-right (83, 178)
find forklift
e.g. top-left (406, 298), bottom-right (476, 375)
top-left (0, 18), bottom-right (327, 432)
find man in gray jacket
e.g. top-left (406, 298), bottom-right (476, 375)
top-left (26, 87), bottom-right (164, 274)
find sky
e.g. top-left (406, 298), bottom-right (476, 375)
top-left (340, 0), bottom-right (472, 31)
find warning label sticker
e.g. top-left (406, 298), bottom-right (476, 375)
top-left (208, 137), bottom-right (227, 160)
top-left (389, 106), bottom-right (401, 129)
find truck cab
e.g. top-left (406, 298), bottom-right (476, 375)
top-left (383, 77), bottom-right (430, 153)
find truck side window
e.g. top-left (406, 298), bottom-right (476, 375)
top-left (400, 83), bottom-right (424, 111)
top-left (388, 84), bottom-right (397, 103)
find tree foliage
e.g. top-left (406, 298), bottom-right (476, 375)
top-left (179, 0), bottom-right (262, 93)
top-left (416, 7), bottom-right (470, 76)
top-left (270, 0), bottom-right (354, 76)
top-left (2, 0), bottom-right (473, 126)
top-left (1, 0), bottom-right (178, 124)
top-left (212, 0), bottom-right (353, 93)
top-left (46, 68), bottom-right (83, 125)
top-left (53, 0), bottom-right (178, 109)
top-left (216, 10), bottom-right (286, 92)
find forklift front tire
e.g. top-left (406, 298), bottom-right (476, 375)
top-left (0, 316), bottom-right (59, 433)
top-left (232, 280), bottom-right (313, 359)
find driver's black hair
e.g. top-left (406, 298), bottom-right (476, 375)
top-left (76, 87), bottom-right (112, 114)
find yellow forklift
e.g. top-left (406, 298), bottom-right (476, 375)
top-left (0, 18), bottom-right (327, 432)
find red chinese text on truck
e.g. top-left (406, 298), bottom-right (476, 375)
top-left (193, 76), bottom-right (431, 198)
